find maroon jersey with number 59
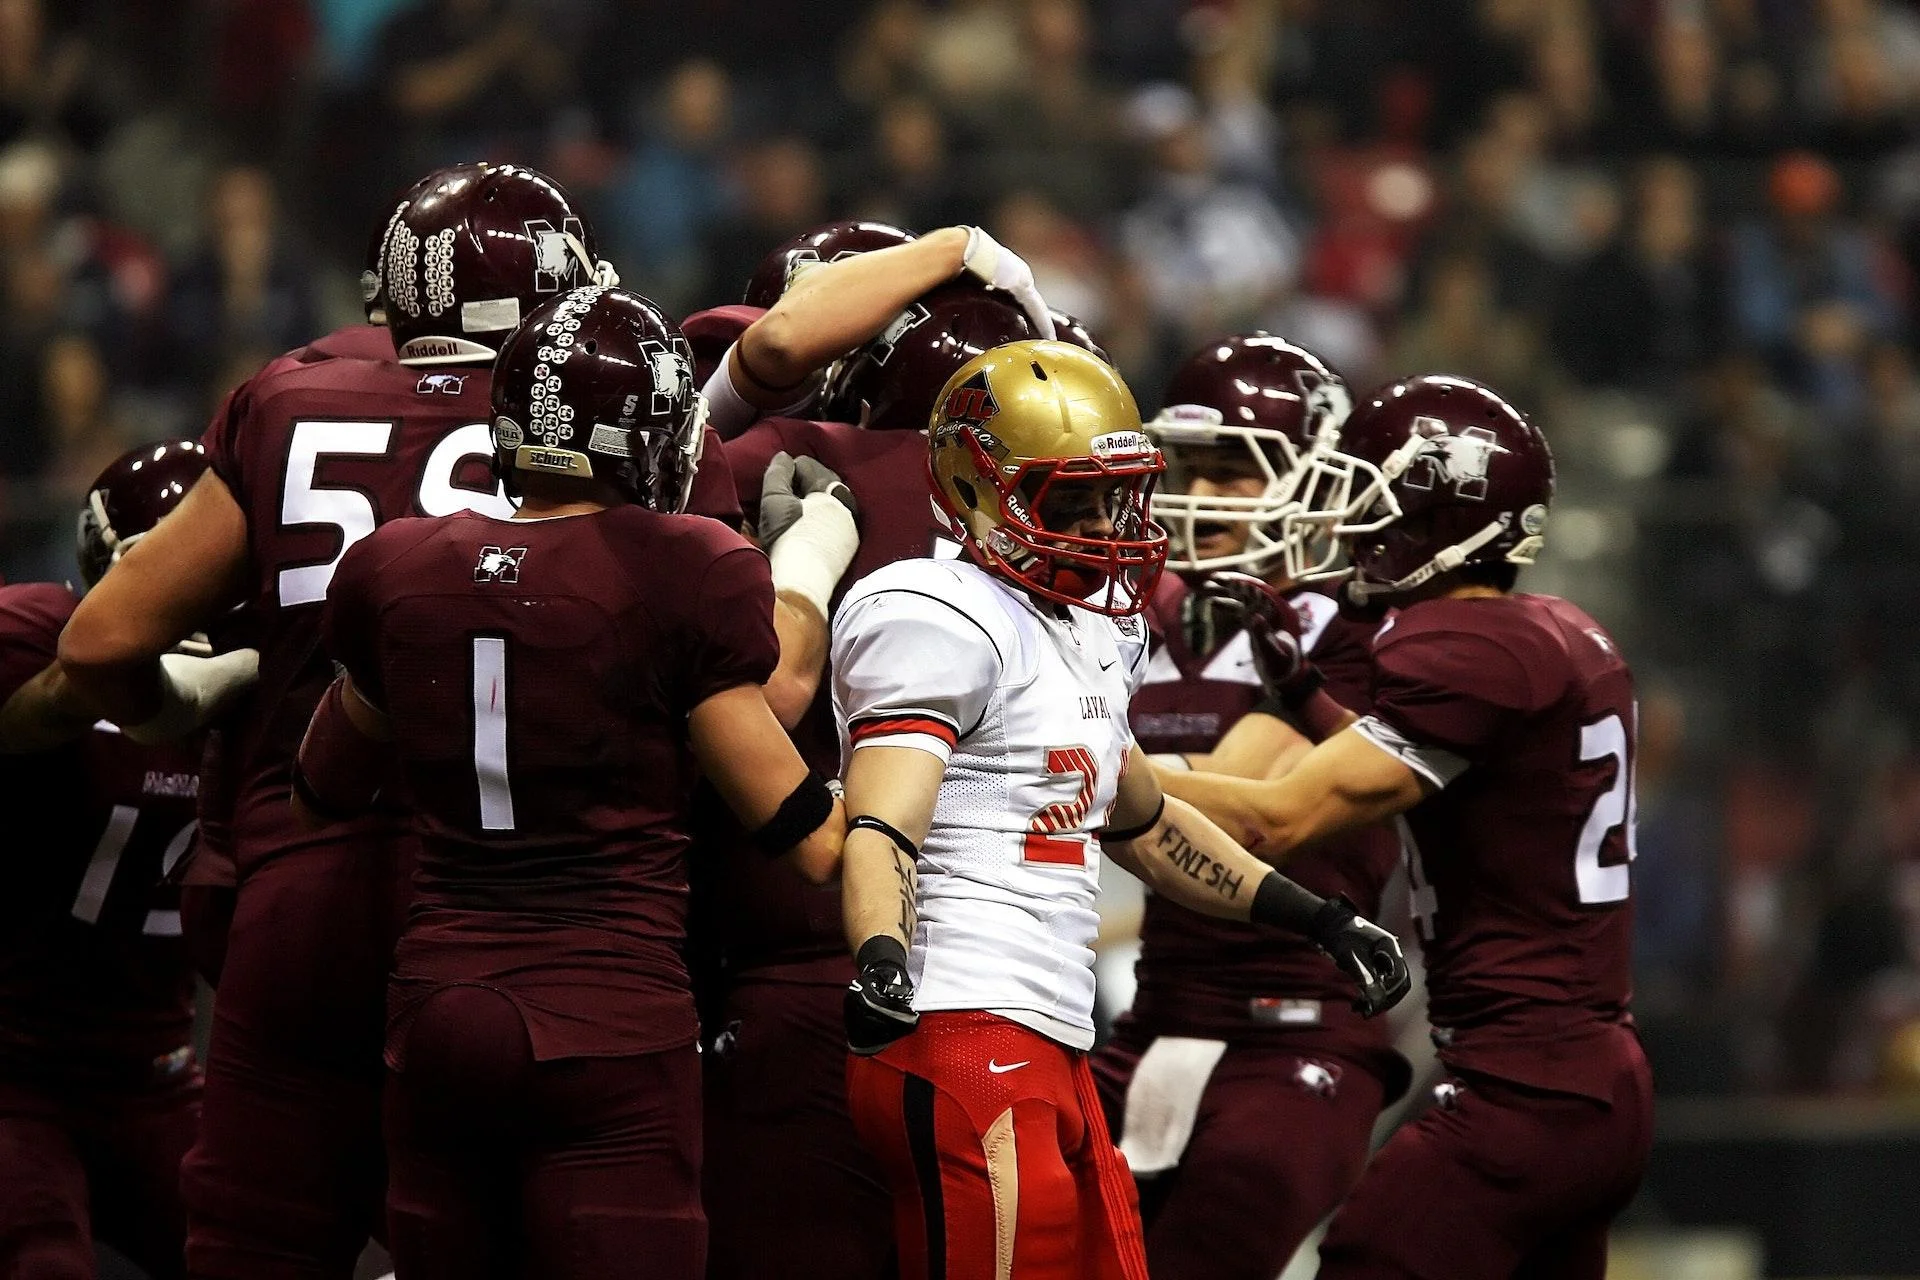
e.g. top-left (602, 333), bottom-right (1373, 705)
top-left (200, 353), bottom-right (512, 872)
top-left (1356, 592), bottom-right (1637, 1101)
top-left (323, 507), bottom-right (779, 1061)
top-left (0, 583), bottom-right (199, 1079)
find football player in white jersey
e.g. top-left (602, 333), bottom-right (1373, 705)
top-left (831, 340), bottom-right (1411, 1280)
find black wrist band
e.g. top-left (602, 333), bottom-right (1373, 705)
top-left (1249, 871), bottom-right (1330, 933)
top-left (855, 934), bottom-right (908, 972)
top-left (1098, 793), bottom-right (1165, 844)
top-left (850, 814), bottom-right (918, 860)
top-left (751, 770), bottom-right (836, 858)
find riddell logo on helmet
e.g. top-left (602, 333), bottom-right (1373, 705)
top-left (1090, 431), bottom-right (1151, 459)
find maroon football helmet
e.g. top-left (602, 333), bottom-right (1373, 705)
top-left (378, 163), bottom-right (617, 366)
top-left (742, 219), bottom-right (916, 309)
top-left (490, 287), bottom-right (704, 512)
top-left (1147, 333), bottom-right (1353, 578)
top-left (1322, 374), bottom-right (1553, 601)
top-left (816, 281), bottom-right (1042, 431)
top-left (1049, 310), bottom-right (1110, 364)
top-left (77, 439), bottom-right (209, 586)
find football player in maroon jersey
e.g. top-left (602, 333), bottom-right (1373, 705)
top-left (294, 286), bottom-right (844, 1280)
top-left (696, 238), bottom-right (1054, 1280)
top-left (54, 163), bottom-right (632, 1280)
top-left (1088, 336), bottom-right (1408, 1280)
top-left (1161, 374), bottom-right (1653, 1280)
top-left (0, 440), bottom-right (241, 1280)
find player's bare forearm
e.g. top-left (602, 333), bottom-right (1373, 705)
top-left (690, 682), bottom-right (844, 882)
top-left (0, 662), bottom-right (100, 752)
top-left (839, 744), bottom-right (944, 951)
top-left (1109, 795), bottom-right (1276, 921)
top-left (1164, 727), bottom-right (1427, 857)
top-left (1204, 710), bottom-right (1310, 780)
top-left (735, 228), bottom-right (969, 397)
top-left (765, 592), bottom-right (828, 730)
top-left (59, 472), bottom-right (250, 723)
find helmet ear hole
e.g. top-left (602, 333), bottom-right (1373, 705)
top-left (584, 339), bottom-right (597, 355)
top-left (1031, 361), bottom-right (1048, 381)
top-left (953, 476), bottom-right (979, 510)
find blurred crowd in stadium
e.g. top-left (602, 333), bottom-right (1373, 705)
top-left (5, 0), bottom-right (1920, 1097)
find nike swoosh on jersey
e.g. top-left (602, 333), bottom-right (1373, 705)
top-left (1099, 658), bottom-right (1116, 671)
top-left (987, 1059), bottom-right (1031, 1074)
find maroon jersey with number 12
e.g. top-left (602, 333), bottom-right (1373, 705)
top-left (1362, 592), bottom-right (1638, 1101)
top-left (1129, 574), bottom-right (1400, 1041)
top-left (324, 507), bottom-right (779, 1062)
top-left (0, 584), bottom-right (199, 1079)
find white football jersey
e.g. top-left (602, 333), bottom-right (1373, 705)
top-left (833, 558), bottom-right (1150, 1050)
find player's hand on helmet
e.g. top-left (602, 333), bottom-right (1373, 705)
top-left (959, 226), bottom-right (1057, 340)
top-left (845, 936), bottom-right (920, 1055)
top-left (759, 453), bottom-right (861, 619)
top-left (1195, 572), bottom-right (1317, 702)
top-left (1308, 895), bottom-right (1412, 1018)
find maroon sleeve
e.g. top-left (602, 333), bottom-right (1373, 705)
top-left (682, 304), bottom-right (767, 386)
top-left (0, 583), bottom-right (76, 703)
top-left (1369, 626), bottom-right (1548, 761)
top-left (321, 536), bottom-right (386, 706)
top-left (1310, 612), bottom-right (1377, 715)
top-left (197, 381), bottom-right (253, 499)
top-left (683, 544), bottom-right (779, 706)
top-left (718, 421), bottom-right (785, 530)
top-left (686, 425), bottom-right (742, 527)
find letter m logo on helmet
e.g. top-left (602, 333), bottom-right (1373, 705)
top-left (1401, 417), bottom-right (1509, 501)
top-left (526, 217), bottom-right (589, 293)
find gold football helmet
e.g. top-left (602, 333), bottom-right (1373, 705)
top-left (928, 340), bottom-right (1167, 615)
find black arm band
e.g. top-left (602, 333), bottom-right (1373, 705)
top-left (750, 770), bottom-right (836, 858)
top-left (855, 934), bottom-right (909, 972)
top-left (1249, 871), bottom-right (1334, 934)
top-left (850, 814), bottom-right (918, 860)
top-left (1097, 793), bottom-right (1165, 844)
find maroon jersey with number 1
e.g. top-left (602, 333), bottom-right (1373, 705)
top-left (1128, 573), bottom-right (1400, 1044)
top-left (0, 584), bottom-right (199, 1080)
top-left (1361, 592), bottom-right (1638, 1101)
top-left (324, 507), bottom-right (779, 1062)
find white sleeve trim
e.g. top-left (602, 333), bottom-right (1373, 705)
top-left (1350, 715), bottom-right (1469, 788)
top-left (849, 730), bottom-right (954, 764)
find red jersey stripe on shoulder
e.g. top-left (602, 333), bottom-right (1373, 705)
top-left (850, 714), bottom-right (960, 748)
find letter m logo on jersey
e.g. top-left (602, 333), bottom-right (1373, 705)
top-left (1402, 416), bottom-right (1508, 501)
top-left (473, 545), bottom-right (528, 584)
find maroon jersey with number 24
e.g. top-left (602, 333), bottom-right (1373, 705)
top-left (323, 507), bottom-right (779, 1063)
top-left (1355, 592), bottom-right (1637, 1101)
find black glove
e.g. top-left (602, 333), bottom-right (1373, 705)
top-left (758, 451), bottom-right (859, 547)
top-left (1308, 895), bottom-right (1412, 1018)
top-left (845, 936), bottom-right (920, 1055)
top-left (1194, 571), bottom-right (1320, 706)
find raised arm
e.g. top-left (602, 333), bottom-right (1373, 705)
top-left (754, 453), bottom-right (861, 728)
top-left (706, 226), bottom-right (1053, 433)
top-left (1102, 745), bottom-right (1411, 1016)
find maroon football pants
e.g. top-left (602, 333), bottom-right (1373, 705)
top-left (383, 984), bottom-right (704, 1280)
top-left (701, 972), bottom-right (894, 1280)
top-left (0, 1069), bottom-right (201, 1280)
top-left (182, 841), bottom-right (404, 1280)
top-left (1318, 1032), bottom-right (1654, 1280)
top-left (1089, 1024), bottom-right (1390, 1280)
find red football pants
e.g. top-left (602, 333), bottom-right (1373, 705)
top-left (847, 1011), bottom-right (1148, 1280)
top-left (1318, 1032), bottom-right (1654, 1280)
top-left (0, 1070), bottom-right (201, 1280)
top-left (384, 985), bottom-right (704, 1280)
top-left (182, 841), bottom-right (406, 1280)
top-left (703, 973), bottom-right (894, 1280)
top-left (1089, 1023), bottom-right (1391, 1280)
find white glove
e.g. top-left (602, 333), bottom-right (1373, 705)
top-left (762, 451), bottom-right (860, 619)
top-left (961, 226), bottom-right (1056, 340)
top-left (123, 648), bottom-right (260, 745)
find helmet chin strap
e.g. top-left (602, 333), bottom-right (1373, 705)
top-left (1346, 514), bottom-right (1513, 601)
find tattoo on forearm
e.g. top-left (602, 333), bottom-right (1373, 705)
top-left (891, 849), bottom-right (918, 942)
top-left (1153, 823), bottom-right (1246, 899)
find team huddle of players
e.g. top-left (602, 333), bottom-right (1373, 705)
top-left (0, 160), bottom-right (1649, 1280)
